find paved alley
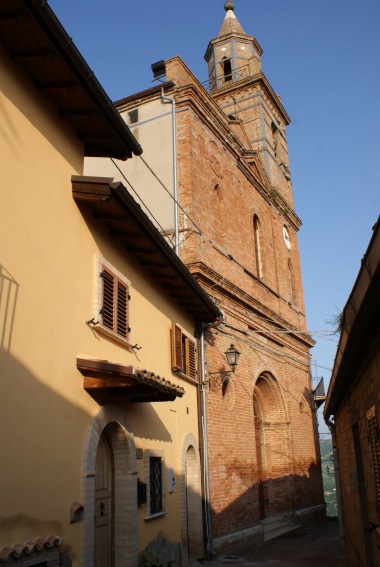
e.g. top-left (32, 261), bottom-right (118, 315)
top-left (204, 521), bottom-right (346, 567)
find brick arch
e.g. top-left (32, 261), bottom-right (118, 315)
top-left (253, 372), bottom-right (291, 518)
top-left (179, 433), bottom-right (203, 565)
top-left (253, 371), bottom-right (287, 423)
top-left (81, 404), bottom-right (137, 567)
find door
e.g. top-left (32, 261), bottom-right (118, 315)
top-left (95, 431), bottom-right (114, 567)
top-left (254, 399), bottom-right (268, 519)
top-left (352, 422), bottom-right (374, 567)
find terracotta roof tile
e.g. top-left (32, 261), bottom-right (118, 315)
top-left (0, 536), bottom-right (63, 562)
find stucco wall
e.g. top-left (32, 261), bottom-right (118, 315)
top-left (85, 96), bottom-right (175, 234)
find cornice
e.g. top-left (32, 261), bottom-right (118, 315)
top-left (211, 72), bottom-right (291, 125)
top-left (187, 262), bottom-right (314, 348)
top-left (204, 32), bottom-right (263, 61)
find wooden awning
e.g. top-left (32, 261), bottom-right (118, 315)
top-left (77, 358), bottom-right (185, 404)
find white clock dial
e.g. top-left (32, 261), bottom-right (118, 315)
top-left (283, 226), bottom-right (291, 251)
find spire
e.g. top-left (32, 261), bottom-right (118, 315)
top-left (205, 2), bottom-right (263, 91)
top-left (219, 2), bottom-right (246, 38)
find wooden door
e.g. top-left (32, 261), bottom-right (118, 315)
top-left (95, 432), bottom-right (114, 567)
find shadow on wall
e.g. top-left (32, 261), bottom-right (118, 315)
top-left (0, 264), bottom-right (19, 352)
top-left (209, 460), bottom-right (326, 546)
top-left (0, 349), bottom-right (96, 562)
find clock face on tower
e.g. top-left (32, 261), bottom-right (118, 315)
top-left (283, 226), bottom-right (291, 251)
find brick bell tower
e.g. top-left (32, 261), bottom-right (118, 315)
top-left (192, 1), bottom-right (325, 547)
top-left (205, 1), bottom-right (294, 208)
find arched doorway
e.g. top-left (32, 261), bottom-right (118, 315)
top-left (95, 428), bottom-right (114, 567)
top-left (180, 434), bottom-right (203, 565)
top-left (253, 373), bottom-right (289, 519)
top-left (82, 405), bottom-right (137, 567)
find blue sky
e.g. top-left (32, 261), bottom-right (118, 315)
top-left (50, 0), bottom-right (380, 428)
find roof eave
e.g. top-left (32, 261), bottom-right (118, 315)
top-left (324, 216), bottom-right (380, 421)
top-left (0, 0), bottom-right (142, 159)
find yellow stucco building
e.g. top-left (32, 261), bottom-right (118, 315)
top-left (0, 2), bottom-right (221, 566)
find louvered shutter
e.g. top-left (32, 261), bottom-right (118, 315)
top-left (367, 406), bottom-right (380, 504)
top-left (116, 278), bottom-right (129, 338)
top-left (172, 323), bottom-right (183, 372)
top-left (102, 268), bottom-right (115, 331)
top-left (185, 337), bottom-right (197, 380)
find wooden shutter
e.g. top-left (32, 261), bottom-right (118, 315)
top-left (101, 267), bottom-right (129, 339)
top-left (116, 279), bottom-right (129, 338)
top-left (172, 323), bottom-right (183, 372)
top-left (367, 406), bottom-right (380, 504)
top-left (185, 337), bottom-right (197, 380)
top-left (101, 268), bottom-right (115, 331)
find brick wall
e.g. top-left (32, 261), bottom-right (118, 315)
top-left (173, 82), bottom-right (324, 541)
top-left (163, 55), bottom-right (325, 544)
top-left (334, 348), bottom-right (380, 566)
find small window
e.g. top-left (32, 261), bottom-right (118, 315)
top-left (222, 57), bottom-right (232, 82)
top-left (271, 122), bottom-right (280, 156)
top-left (149, 457), bottom-right (163, 514)
top-left (128, 109), bottom-right (138, 124)
top-left (288, 259), bottom-right (297, 305)
top-left (144, 449), bottom-right (166, 519)
top-left (253, 215), bottom-right (263, 279)
top-left (171, 323), bottom-right (197, 381)
top-left (94, 255), bottom-right (131, 345)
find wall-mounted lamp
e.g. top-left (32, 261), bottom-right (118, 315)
top-left (208, 344), bottom-right (241, 381)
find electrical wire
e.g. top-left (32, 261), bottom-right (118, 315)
top-left (138, 155), bottom-right (204, 236)
top-left (112, 150), bottom-right (338, 370)
top-left (110, 158), bottom-right (176, 249)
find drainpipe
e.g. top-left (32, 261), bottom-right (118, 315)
top-left (161, 88), bottom-right (179, 255)
top-left (199, 315), bottom-right (224, 556)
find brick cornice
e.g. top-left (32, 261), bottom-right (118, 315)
top-left (211, 72), bottom-right (291, 125)
top-left (187, 261), bottom-right (314, 348)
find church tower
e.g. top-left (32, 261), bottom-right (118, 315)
top-left (86, 1), bottom-right (326, 554)
top-left (205, 1), bottom-right (293, 207)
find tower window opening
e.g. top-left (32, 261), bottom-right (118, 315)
top-left (253, 215), bottom-right (263, 279)
top-left (271, 122), bottom-right (280, 156)
top-left (288, 258), bottom-right (297, 305)
top-left (222, 57), bottom-right (232, 82)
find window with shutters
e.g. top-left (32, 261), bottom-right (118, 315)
top-left (367, 406), bottom-right (380, 506)
top-left (94, 254), bottom-right (131, 346)
top-left (171, 323), bottom-right (197, 382)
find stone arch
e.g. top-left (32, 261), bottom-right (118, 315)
top-left (179, 433), bottom-right (203, 565)
top-left (81, 404), bottom-right (137, 567)
top-left (253, 372), bottom-right (291, 519)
